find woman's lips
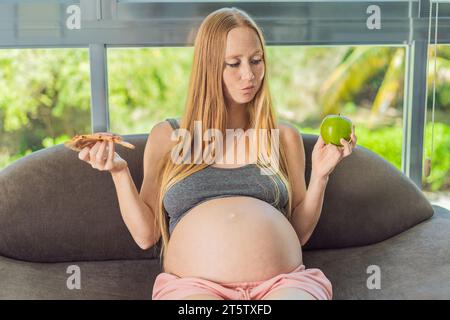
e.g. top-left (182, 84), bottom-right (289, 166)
top-left (241, 86), bottom-right (255, 92)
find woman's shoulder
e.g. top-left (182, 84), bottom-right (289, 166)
top-left (151, 118), bottom-right (181, 132)
top-left (277, 121), bottom-right (300, 137)
top-left (146, 119), bottom-right (180, 153)
top-left (151, 120), bottom-right (173, 135)
top-left (277, 121), bottom-right (304, 151)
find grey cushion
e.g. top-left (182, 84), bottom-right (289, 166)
top-left (0, 205), bottom-right (448, 300)
top-left (0, 254), bottom-right (160, 300)
top-left (301, 134), bottom-right (434, 250)
top-left (0, 133), bottom-right (434, 262)
top-left (304, 205), bottom-right (450, 299)
top-left (0, 134), bottom-right (158, 263)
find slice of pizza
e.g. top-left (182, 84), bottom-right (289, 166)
top-left (64, 133), bottom-right (135, 152)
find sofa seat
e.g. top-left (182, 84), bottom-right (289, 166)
top-left (305, 205), bottom-right (450, 299)
top-left (1, 205), bottom-right (448, 300)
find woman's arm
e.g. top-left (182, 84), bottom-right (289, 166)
top-left (279, 123), bottom-right (324, 246)
top-left (279, 123), bottom-right (356, 246)
top-left (110, 121), bottom-right (173, 250)
top-left (291, 173), bottom-right (329, 246)
top-left (111, 167), bottom-right (159, 250)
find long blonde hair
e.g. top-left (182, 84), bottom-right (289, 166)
top-left (153, 7), bottom-right (293, 269)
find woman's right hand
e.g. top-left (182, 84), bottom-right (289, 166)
top-left (78, 133), bottom-right (128, 174)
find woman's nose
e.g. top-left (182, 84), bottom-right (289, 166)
top-left (240, 63), bottom-right (255, 80)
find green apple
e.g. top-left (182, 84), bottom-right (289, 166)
top-left (320, 114), bottom-right (353, 146)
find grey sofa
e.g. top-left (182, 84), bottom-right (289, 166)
top-left (1, 133), bottom-right (449, 299)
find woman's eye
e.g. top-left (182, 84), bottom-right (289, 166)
top-left (226, 59), bottom-right (262, 68)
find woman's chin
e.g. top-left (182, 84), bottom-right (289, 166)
top-left (233, 95), bottom-right (255, 104)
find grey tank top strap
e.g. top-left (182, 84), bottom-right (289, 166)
top-left (165, 118), bottom-right (180, 130)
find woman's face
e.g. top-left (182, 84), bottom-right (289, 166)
top-left (222, 27), bottom-right (265, 106)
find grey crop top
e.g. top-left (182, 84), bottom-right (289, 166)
top-left (163, 118), bottom-right (289, 235)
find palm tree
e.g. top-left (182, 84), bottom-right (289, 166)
top-left (319, 45), bottom-right (450, 128)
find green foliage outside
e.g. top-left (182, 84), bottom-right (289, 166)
top-left (0, 49), bottom-right (91, 169)
top-left (0, 46), bottom-right (449, 193)
top-left (299, 123), bottom-right (450, 192)
top-left (107, 47), bottom-right (193, 134)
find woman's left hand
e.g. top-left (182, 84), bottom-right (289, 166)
top-left (311, 125), bottom-right (357, 180)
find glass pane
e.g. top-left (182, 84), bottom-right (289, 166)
top-left (422, 44), bottom-right (450, 211)
top-left (0, 48), bottom-right (91, 171)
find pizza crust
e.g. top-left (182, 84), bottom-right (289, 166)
top-left (64, 133), bottom-right (135, 152)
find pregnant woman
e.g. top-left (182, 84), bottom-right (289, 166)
top-left (78, 7), bottom-right (356, 300)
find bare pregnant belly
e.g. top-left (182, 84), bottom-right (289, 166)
top-left (163, 196), bottom-right (303, 283)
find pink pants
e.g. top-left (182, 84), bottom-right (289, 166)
top-left (152, 264), bottom-right (333, 300)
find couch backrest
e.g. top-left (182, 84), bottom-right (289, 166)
top-left (301, 134), bottom-right (433, 250)
top-left (0, 134), bottom-right (157, 262)
top-left (0, 133), bottom-right (434, 262)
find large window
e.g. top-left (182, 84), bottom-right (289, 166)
top-left (0, 0), bottom-right (448, 210)
top-left (107, 45), bottom-right (406, 175)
